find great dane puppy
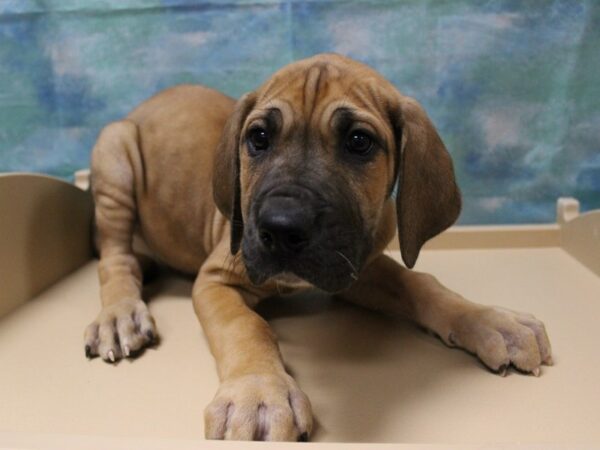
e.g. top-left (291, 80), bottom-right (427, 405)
top-left (85, 54), bottom-right (552, 441)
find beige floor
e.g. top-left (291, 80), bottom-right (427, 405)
top-left (1, 246), bottom-right (599, 447)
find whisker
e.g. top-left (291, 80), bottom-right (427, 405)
top-left (220, 245), bottom-right (244, 284)
top-left (275, 280), bottom-right (283, 296)
top-left (336, 250), bottom-right (359, 280)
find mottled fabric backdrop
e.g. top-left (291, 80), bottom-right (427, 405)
top-left (1, 0), bottom-right (598, 224)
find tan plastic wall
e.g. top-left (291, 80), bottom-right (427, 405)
top-left (0, 173), bottom-right (94, 318)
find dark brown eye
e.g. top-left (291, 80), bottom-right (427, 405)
top-left (248, 127), bottom-right (269, 154)
top-left (346, 130), bottom-right (373, 156)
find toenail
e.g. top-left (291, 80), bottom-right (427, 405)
top-left (298, 432), bottom-right (309, 442)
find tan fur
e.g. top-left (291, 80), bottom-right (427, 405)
top-left (85, 54), bottom-right (552, 441)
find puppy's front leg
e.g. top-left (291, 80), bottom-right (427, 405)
top-left (193, 273), bottom-right (312, 441)
top-left (84, 121), bottom-right (158, 362)
top-left (339, 254), bottom-right (553, 375)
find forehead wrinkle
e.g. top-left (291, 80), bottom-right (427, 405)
top-left (349, 84), bottom-right (382, 115)
top-left (259, 73), bottom-right (292, 101)
top-left (303, 63), bottom-right (328, 120)
top-left (309, 79), bottom-right (354, 138)
top-left (247, 98), bottom-right (295, 136)
top-left (258, 68), bottom-right (308, 104)
top-left (320, 100), bottom-right (392, 147)
top-left (350, 84), bottom-right (393, 131)
top-left (267, 98), bottom-right (295, 137)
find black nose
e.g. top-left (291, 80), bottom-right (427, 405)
top-left (257, 196), bottom-right (314, 254)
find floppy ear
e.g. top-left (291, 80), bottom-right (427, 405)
top-left (393, 96), bottom-right (461, 268)
top-left (213, 92), bottom-right (257, 255)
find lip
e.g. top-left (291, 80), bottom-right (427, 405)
top-left (242, 248), bottom-right (357, 293)
top-left (270, 272), bottom-right (313, 289)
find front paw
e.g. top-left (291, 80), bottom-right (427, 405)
top-left (205, 372), bottom-right (313, 441)
top-left (448, 306), bottom-right (553, 376)
top-left (83, 298), bottom-right (158, 362)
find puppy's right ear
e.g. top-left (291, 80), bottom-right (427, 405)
top-left (213, 92), bottom-right (257, 255)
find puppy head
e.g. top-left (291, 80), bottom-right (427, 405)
top-left (213, 54), bottom-right (461, 292)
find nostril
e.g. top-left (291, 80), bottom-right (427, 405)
top-left (259, 230), bottom-right (274, 248)
top-left (259, 227), bottom-right (309, 253)
top-left (285, 231), bottom-right (308, 250)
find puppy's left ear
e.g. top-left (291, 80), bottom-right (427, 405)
top-left (213, 92), bottom-right (257, 255)
top-left (392, 95), bottom-right (461, 268)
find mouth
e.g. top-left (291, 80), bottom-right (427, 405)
top-left (242, 242), bottom-right (363, 293)
top-left (268, 272), bottom-right (313, 289)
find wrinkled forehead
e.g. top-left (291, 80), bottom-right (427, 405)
top-left (250, 59), bottom-right (394, 141)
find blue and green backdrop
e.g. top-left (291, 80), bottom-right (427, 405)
top-left (1, 0), bottom-right (598, 224)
